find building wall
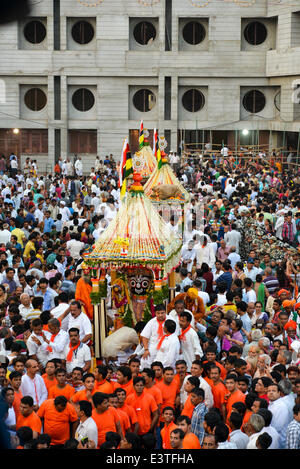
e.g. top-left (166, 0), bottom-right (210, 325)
top-left (0, 0), bottom-right (299, 172)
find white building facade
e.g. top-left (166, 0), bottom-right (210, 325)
top-left (0, 0), bottom-right (299, 172)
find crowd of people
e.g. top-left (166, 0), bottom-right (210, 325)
top-left (0, 148), bottom-right (300, 451)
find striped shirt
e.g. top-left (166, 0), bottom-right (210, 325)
top-left (191, 402), bottom-right (208, 445)
top-left (263, 276), bottom-right (280, 294)
top-left (286, 419), bottom-right (300, 449)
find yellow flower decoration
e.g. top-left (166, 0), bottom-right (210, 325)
top-left (113, 237), bottom-right (130, 247)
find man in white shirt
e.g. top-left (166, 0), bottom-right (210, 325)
top-left (193, 279), bottom-right (210, 305)
top-left (243, 278), bottom-right (257, 303)
top-left (74, 157), bottom-right (83, 177)
top-left (168, 299), bottom-right (196, 329)
top-left (178, 311), bottom-right (203, 371)
top-left (0, 224), bottom-right (11, 245)
top-left (256, 408), bottom-right (280, 449)
top-left (19, 293), bottom-right (34, 320)
top-left (180, 360), bottom-right (214, 410)
top-left (66, 233), bottom-right (85, 260)
top-left (155, 319), bottom-right (180, 369)
top-left (42, 318), bottom-right (69, 361)
top-left (224, 223), bottom-right (241, 253)
top-left (268, 383), bottom-right (293, 448)
top-left (51, 292), bottom-right (70, 332)
top-left (140, 304), bottom-right (179, 369)
top-left (244, 258), bottom-right (259, 283)
top-left (20, 359), bottom-right (48, 410)
top-left (220, 146), bottom-right (228, 158)
top-left (180, 240), bottom-right (197, 273)
top-left (212, 260), bottom-right (224, 287)
top-left (67, 301), bottom-right (92, 344)
top-left (26, 318), bottom-right (51, 368)
top-left (227, 246), bottom-right (241, 270)
top-left (62, 328), bottom-right (91, 375)
top-left (228, 412), bottom-right (249, 449)
top-left (59, 201), bottom-right (71, 223)
top-left (75, 400), bottom-right (98, 448)
top-left (246, 414), bottom-right (265, 449)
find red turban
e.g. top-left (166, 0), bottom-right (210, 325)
top-left (284, 321), bottom-right (297, 331)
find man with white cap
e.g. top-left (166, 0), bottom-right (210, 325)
top-left (59, 200), bottom-right (71, 223)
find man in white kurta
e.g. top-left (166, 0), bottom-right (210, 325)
top-left (168, 299), bottom-right (196, 329)
top-left (67, 302), bottom-right (93, 344)
top-left (180, 361), bottom-right (214, 410)
top-left (268, 384), bottom-right (293, 449)
top-left (26, 319), bottom-right (52, 368)
top-left (155, 319), bottom-right (180, 369)
top-left (20, 359), bottom-right (48, 410)
top-left (178, 311), bottom-right (203, 371)
top-left (42, 318), bottom-right (69, 361)
top-left (140, 306), bottom-right (180, 369)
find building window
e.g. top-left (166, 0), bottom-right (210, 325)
top-left (133, 21), bottom-right (156, 45)
top-left (243, 90), bottom-right (266, 113)
top-left (69, 130), bottom-right (97, 154)
top-left (133, 89), bottom-right (156, 112)
top-left (72, 88), bottom-right (95, 112)
top-left (24, 20), bottom-right (46, 44)
top-left (182, 89), bottom-right (205, 112)
top-left (244, 21), bottom-right (267, 45)
top-left (71, 20), bottom-right (95, 44)
top-left (24, 88), bottom-right (47, 111)
top-left (182, 21), bottom-right (206, 45)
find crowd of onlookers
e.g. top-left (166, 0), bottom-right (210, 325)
top-left (0, 149), bottom-right (299, 450)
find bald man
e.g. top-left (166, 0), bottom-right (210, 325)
top-left (20, 359), bottom-right (48, 411)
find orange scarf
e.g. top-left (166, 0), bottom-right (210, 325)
top-left (66, 342), bottom-right (81, 362)
top-left (157, 333), bottom-right (171, 351)
top-left (178, 325), bottom-right (192, 342)
top-left (157, 319), bottom-right (165, 339)
top-left (46, 332), bottom-right (59, 353)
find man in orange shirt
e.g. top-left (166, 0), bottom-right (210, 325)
top-left (156, 367), bottom-right (180, 416)
top-left (108, 393), bottom-right (131, 436)
top-left (71, 372), bottom-right (96, 406)
top-left (9, 371), bottom-right (23, 419)
top-left (94, 365), bottom-right (114, 394)
top-left (170, 428), bottom-right (185, 449)
top-left (37, 395), bottom-right (78, 448)
top-left (141, 368), bottom-right (163, 414)
top-left (173, 360), bottom-right (189, 393)
top-left (42, 360), bottom-right (57, 394)
top-left (113, 366), bottom-right (134, 396)
top-left (181, 376), bottom-right (200, 418)
top-left (202, 347), bottom-right (227, 380)
top-left (209, 365), bottom-right (227, 412)
top-left (126, 376), bottom-right (159, 436)
top-left (177, 415), bottom-right (201, 449)
top-left (92, 392), bottom-right (123, 448)
top-left (16, 396), bottom-right (42, 433)
top-left (160, 407), bottom-right (178, 449)
top-left (156, 367), bottom-right (180, 449)
top-left (115, 388), bottom-right (139, 433)
top-left (48, 368), bottom-right (75, 401)
top-left (222, 374), bottom-right (245, 424)
top-left (128, 357), bottom-right (140, 379)
top-left (151, 361), bottom-right (164, 384)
